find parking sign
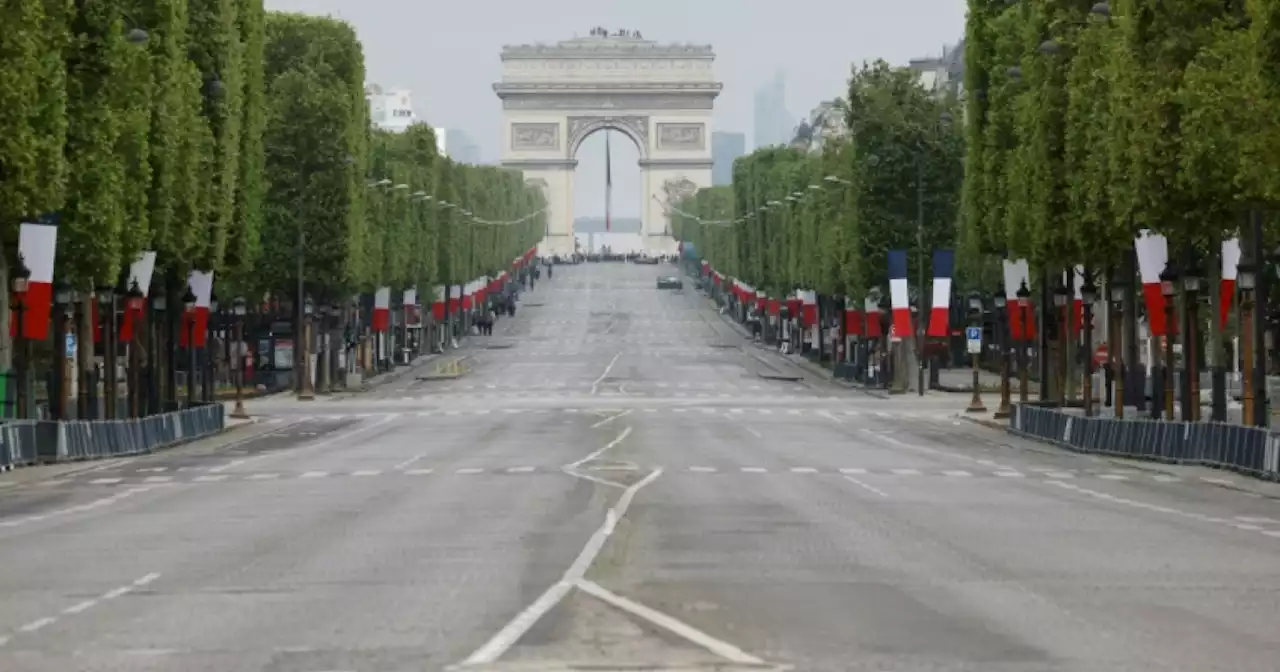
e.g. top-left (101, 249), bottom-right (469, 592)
top-left (965, 326), bottom-right (981, 354)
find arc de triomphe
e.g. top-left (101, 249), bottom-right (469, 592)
top-left (495, 33), bottom-right (722, 256)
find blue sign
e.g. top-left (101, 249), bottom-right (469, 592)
top-left (65, 333), bottom-right (76, 358)
top-left (965, 326), bottom-right (981, 341)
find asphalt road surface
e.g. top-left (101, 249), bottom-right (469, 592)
top-left (2, 261), bottom-right (1280, 671)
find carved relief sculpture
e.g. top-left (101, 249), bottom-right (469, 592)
top-left (659, 177), bottom-right (699, 215)
top-left (510, 122), bottom-right (560, 150)
top-left (656, 123), bottom-right (706, 150)
top-left (567, 116), bottom-right (649, 156)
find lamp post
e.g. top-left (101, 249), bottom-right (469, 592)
top-left (1052, 280), bottom-right (1070, 404)
top-left (1016, 280), bottom-right (1031, 403)
top-left (994, 293), bottom-right (1012, 419)
top-left (230, 296), bottom-right (249, 418)
top-left (150, 290), bottom-right (166, 415)
top-left (299, 297), bottom-right (315, 400)
top-left (966, 291), bottom-right (987, 413)
top-left (1181, 266), bottom-right (1201, 422)
top-left (125, 281), bottom-right (144, 418)
top-left (1109, 275), bottom-right (1126, 419)
top-left (1240, 262), bottom-right (1257, 426)
top-left (316, 304), bottom-right (330, 394)
top-left (1159, 266), bottom-right (1177, 419)
top-left (97, 285), bottom-right (117, 419)
top-left (11, 255), bottom-right (30, 419)
top-left (1080, 276), bottom-right (1098, 417)
top-left (182, 285), bottom-right (197, 406)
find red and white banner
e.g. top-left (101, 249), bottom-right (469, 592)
top-left (1221, 238), bottom-right (1241, 329)
top-left (864, 297), bottom-right (883, 339)
top-left (1002, 258), bottom-right (1035, 341)
top-left (1134, 230), bottom-right (1172, 336)
top-left (448, 285), bottom-right (462, 314)
top-left (926, 249), bottom-right (954, 338)
top-left (13, 222), bottom-right (58, 340)
top-left (119, 251), bottom-right (156, 342)
top-left (845, 297), bottom-right (864, 337)
top-left (403, 288), bottom-right (419, 326)
top-left (798, 290), bottom-right (817, 328)
top-left (373, 287), bottom-right (391, 332)
top-left (180, 270), bottom-right (214, 347)
top-left (1070, 265), bottom-right (1085, 336)
top-left (431, 285), bottom-right (447, 321)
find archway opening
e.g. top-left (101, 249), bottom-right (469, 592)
top-left (572, 128), bottom-right (642, 257)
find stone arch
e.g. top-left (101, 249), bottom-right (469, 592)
top-left (565, 116), bottom-right (649, 160)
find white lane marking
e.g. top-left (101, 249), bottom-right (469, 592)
top-left (141, 476), bottom-right (173, 483)
top-left (91, 478), bottom-right (124, 485)
top-left (351, 470), bottom-right (382, 477)
top-left (1098, 473), bottom-right (1129, 481)
top-left (455, 468), bottom-right (484, 474)
top-left (590, 409), bottom-right (633, 429)
top-left (208, 414), bottom-right (399, 473)
top-left (843, 474), bottom-right (889, 498)
top-left (462, 468), bottom-right (664, 665)
top-left (1201, 477), bottom-right (1235, 485)
top-left (1043, 471), bottom-right (1075, 479)
top-left (745, 427), bottom-right (762, 438)
top-left (943, 470), bottom-right (973, 477)
top-left (1152, 474), bottom-right (1183, 483)
top-left (590, 351), bottom-right (623, 395)
top-left (575, 579), bottom-right (765, 665)
top-left (102, 586), bottom-right (133, 600)
top-left (995, 471), bottom-right (1025, 478)
top-left (890, 468), bottom-right (921, 476)
top-left (63, 600), bottom-right (97, 615)
top-left (393, 454), bottom-right (425, 470)
top-left (404, 468), bottom-right (434, 476)
top-left (246, 473), bottom-right (280, 481)
top-left (839, 468), bottom-right (868, 474)
top-left (790, 467), bottom-right (818, 474)
top-left (740, 467), bottom-right (767, 473)
top-left (688, 466), bottom-right (717, 473)
top-left (566, 426), bottom-right (632, 469)
top-left (136, 467), bottom-right (168, 473)
top-left (1237, 516), bottom-right (1279, 524)
top-left (193, 475), bottom-right (229, 483)
top-left (561, 468), bottom-right (628, 489)
top-left (300, 471), bottom-right (329, 479)
top-left (507, 466), bottom-right (535, 473)
top-left (134, 573), bottom-right (161, 586)
top-left (18, 617), bottom-right (56, 633)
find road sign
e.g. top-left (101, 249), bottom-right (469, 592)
top-left (65, 333), bottom-right (76, 359)
top-left (1094, 343), bottom-right (1109, 367)
top-left (965, 326), bottom-right (982, 354)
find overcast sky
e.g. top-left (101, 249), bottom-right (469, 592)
top-left (264, 0), bottom-right (965, 218)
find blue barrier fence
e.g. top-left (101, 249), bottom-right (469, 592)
top-left (0, 404), bottom-right (225, 470)
top-left (1010, 404), bottom-right (1280, 481)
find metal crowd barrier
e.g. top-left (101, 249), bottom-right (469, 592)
top-left (0, 404), bottom-right (225, 470)
top-left (1010, 404), bottom-right (1280, 481)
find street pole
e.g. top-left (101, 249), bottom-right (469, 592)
top-left (231, 296), bottom-right (249, 418)
top-left (297, 228), bottom-right (305, 390)
top-left (994, 295), bottom-right (1011, 419)
top-left (1241, 262), bottom-right (1257, 425)
top-left (965, 292), bottom-right (986, 413)
top-left (916, 160), bottom-right (926, 396)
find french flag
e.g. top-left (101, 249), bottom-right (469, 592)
top-left (119, 251), bottom-right (156, 342)
top-left (1002, 258), bottom-right (1035, 340)
top-left (864, 297), bottom-right (883, 338)
top-left (13, 220), bottom-right (58, 340)
top-left (888, 249), bottom-right (911, 339)
top-left (179, 270), bottom-right (214, 347)
top-left (1221, 238), bottom-right (1241, 329)
top-left (1070, 266), bottom-right (1085, 335)
top-left (403, 288), bottom-right (418, 326)
top-left (431, 285), bottom-right (446, 321)
top-left (927, 249), bottom-right (953, 338)
top-left (448, 285), bottom-right (462, 314)
top-left (799, 290), bottom-right (817, 328)
top-left (373, 287), bottom-right (391, 332)
top-left (1134, 230), bottom-right (1172, 336)
top-left (845, 297), bottom-right (863, 337)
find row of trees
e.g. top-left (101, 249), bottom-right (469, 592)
top-left (963, 0), bottom-right (1280, 273)
top-left (1, 2), bottom-right (545, 334)
top-left (672, 61), bottom-right (964, 303)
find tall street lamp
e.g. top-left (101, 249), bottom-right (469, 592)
top-left (124, 281), bottom-right (144, 418)
top-left (149, 289), bottom-right (166, 415)
top-left (966, 291), bottom-right (987, 413)
top-left (1181, 264), bottom-right (1201, 422)
top-left (1052, 280), bottom-right (1070, 404)
top-left (1080, 275), bottom-right (1097, 417)
top-left (230, 296), bottom-right (249, 419)
top-left (299, 297), bottom-right (316, 400)
top-left (1159, 265), bottom-right (1177, 420)
top-left (1109, 274), bottom-right (1126, 419)
top-left (182, 284), bottom-right (197, 406)
top-left (1016, 280), bottom-right (1031, 403)
top-left (11, 255), bottom-right (30, 419)
top-left (1240, 262), bottom-right (1257, 425)
top-left (97, 284), bottom-right (117, 419)
top-left (993, 293), bottom-right (1012, 419)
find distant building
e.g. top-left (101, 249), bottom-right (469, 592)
top-left (711, 132), bottom-right (745, 186)
top-left (790, 100), bottom-right (848, 154)
top-left (365, 83), bottom-right (419, 133)
top-left (753, 72), bottom-right (792, 149)
top-left (573, 217), bottom-right (642, 234)
top-left (908, 40), bottom-right (965, 99)
top-left (446, 129), bottom-right (482, 165)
